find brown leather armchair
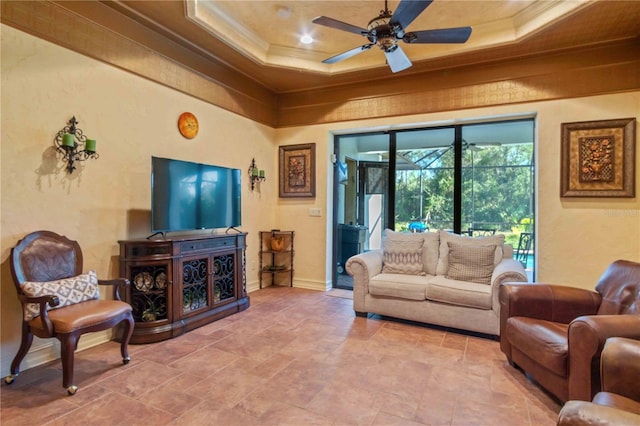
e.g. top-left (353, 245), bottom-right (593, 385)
top-left (499, 259), bottom-right (640, 402)
top-left (557, 337), bottom-right (640, 425)
top-left (4, 231), bottom-right (134, 395)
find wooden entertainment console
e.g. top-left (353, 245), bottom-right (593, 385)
top-left (118, 233), bottom-right (249, 344)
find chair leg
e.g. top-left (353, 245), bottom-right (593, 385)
top-left (119, 316), bottom-right (134, 364)
top-left (4, 324), bottom-right (34, 384)
top-left (60, 333), bottom-right (80, 395)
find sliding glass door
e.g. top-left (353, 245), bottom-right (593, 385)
top-left (395, 127), bottom-right (456, 233)
top-left (333, 118), bottom-right (535, 289)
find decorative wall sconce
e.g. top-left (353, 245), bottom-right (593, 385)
top-left (54, 116), bottom-right (99, 174)
top-left (248, 158), bottom-right (265, 190)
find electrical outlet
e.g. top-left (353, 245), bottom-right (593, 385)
top-left (309, 208), bottom-right (322, 217)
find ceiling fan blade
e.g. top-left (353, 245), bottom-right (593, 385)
top-left (312, 16), bottom-right (368, 36)
top-left (322, 44), bottom-right (374, 64)
top-left (384, 46), bottom-right (412, 73)
top-left (462, 140), bottom-right (502, 151)
top-left (404, 27), bottom-right (472, 44)
top-left (390, 0), bottom-right (433, 30)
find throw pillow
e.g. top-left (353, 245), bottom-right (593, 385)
top-left (446, 242), bottom-right (497, 284)
top-left (436, 230), bottom-right (505, 276)
top-left (382, 229), bottom-right (439, 275)
top-left (21, 271), bottom-right (100, 321)
top-left (382, 238), bottom-right (424, 275)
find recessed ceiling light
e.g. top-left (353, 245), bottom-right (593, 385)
top-left (277, 6), bottom-right (291, 19)
top-left (300, 34), bottom-right (314, 44)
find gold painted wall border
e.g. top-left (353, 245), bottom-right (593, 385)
top-left (0, 0), bottom-right (277, 126)
top-left (2, 1), bottom-right (638, 129)
top-left (276, 40), bottom-right (640, 127)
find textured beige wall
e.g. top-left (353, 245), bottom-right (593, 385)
top-left (1, 25), bottom-right (276, 375)
top-left (2, 23), bottom-right (639, 378)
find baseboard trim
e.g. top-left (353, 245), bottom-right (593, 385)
top-left (2, 330), bottom-right (112, 376)
top-left (246, 280), bottom-right (261, 294)
top-left (292, 279), bottom-right (331, 292)
top-left (246, 279), bottom-right (331, 292)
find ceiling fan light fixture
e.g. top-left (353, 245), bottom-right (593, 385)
top-left (379, 38), bottom-right (397, 52)
top-left (300, 34), bottom-right (314, 44)
top-left (403, 32), bottom-right (417, 43)
top-left (367, 12), bottom-right (392, 31)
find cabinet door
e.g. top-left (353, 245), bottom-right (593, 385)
top-left (212, 251), bottom-right (236, 303)
top-left (180, 256), bottom-right (211, 316)
top-left (127, 261), bottom-right (172, 324)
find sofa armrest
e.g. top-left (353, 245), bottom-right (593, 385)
top-left (346, 249), bottom-right (383, 314)
top-left (490, 258), bottom-right (527, 314)
top-left (557, 400), bottom-right (640, 426)
top-left (568, 316), bottom-right (640, 401)
top-left (601, 337), bottom-right (640, 401)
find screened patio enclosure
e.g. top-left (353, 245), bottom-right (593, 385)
top-left (333, 118), bottom-right (535, 289)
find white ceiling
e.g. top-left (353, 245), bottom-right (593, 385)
top-left (186, 0), bottom-right (593, 73)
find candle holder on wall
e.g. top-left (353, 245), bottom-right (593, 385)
top-left (248, 158), bottom-right (265, 190)
top-left (54, 116), bottom-right (99, 174)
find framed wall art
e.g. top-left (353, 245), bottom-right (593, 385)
top-left (279, 143), bottom-right (316, 198)
top-left (560, 118), bottom-right (636, 198)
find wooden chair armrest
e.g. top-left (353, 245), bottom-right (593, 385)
top-left (20, 293), bottom-right (60, 307)
top-left (18, 294), bottom-right (57, 335)
top-left (98, 278), bottom-right (130, 301)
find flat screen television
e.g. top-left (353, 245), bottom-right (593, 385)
top-left (151, 156), bottom-right (241, 233)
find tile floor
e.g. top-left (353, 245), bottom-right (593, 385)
top-left (1, 286), bottom-right (561, 425)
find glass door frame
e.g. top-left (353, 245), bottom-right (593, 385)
top-left (332, 118), bottom-right (535, 288)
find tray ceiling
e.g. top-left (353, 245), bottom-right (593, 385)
top-left (89, 1), bottom-right (640, 93)
top-left (186, 0), bottom-right (589, 74)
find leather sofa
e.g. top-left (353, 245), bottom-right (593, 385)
top-left (346, 229), bottom-right (527, 336)
top-left (557, 337), bottom-right (640, 425)
top-left (499, 260), bottom-right (640, 402)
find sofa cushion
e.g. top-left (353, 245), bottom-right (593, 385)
top-left (382, 233), bottom-right (424, 275)
top-left (446, 242), bottom-right (497, 284)
top-left (21, 271), bottom-right (100, 321)
top-left (506, 317), bottom-right (569, 377)
top-left (426, 276), bottom-right (492, 309)
top-left (381, 229), bottom-right (439, 275)
top-left (421, 232), bottom-right (440, 276)
top-left (436, 230), bottom-right (505, 276)
top-left (370, 273), bottom-right (430, 300)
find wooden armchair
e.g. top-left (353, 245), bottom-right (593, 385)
top-left (4, 230), bottom-right (134, 395)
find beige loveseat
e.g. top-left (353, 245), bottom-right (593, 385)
top-left (345, 229), bottom-right (527, 336)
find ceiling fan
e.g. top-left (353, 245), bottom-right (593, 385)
top-left (312, 0), bottom-right (472, 73)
